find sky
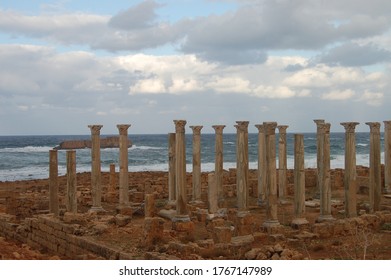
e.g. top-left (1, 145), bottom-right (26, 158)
top-left (0, 0), bottom-right (390, 135)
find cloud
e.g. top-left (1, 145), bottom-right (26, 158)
top-left (322, 89), bottom-right (355, 100)
top-left (319, 42), bottom-right (391, 66)
top-left (108, 0), bottom-right (162, 30)
top-left (358, 91), bottom-right (384, 106)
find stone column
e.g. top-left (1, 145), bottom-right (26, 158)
top-left (292, 134), bottom-right (309, 227)
top-left (88, 125), bottom-right (104, 212)
top-left (341, 122), bottom-right (359, 218)
top-left (262, 122), bottom-right (280, 227)
top-left (173, 120), bottom-right (189, 221)
top-left (66, 150), bottom-right (77, 213)
top-left (49, 149), bottom-right (59, 216)
top-left (208, 173), bottom-right (218, 215)
top-left (383, 121), bottom-right (391, 194)
top-left (277, 125), bottom-right (289, 200)
top-left (117, 124), bottom-right (131, 208)
top-left (255, 124), bottom-right (266, 206)
top-left (317, 123), bottom-right (334, 222)
top-left (314, 119), bottom-right (325, 199)
top-left (168, 133), bottom-right (176, 203)
top-left (212, 125), bottom-right (226, 206)
top-left (366, 122), bottom-right (382, 213)
top-left (235, 121), bottom-right (249, 212)
top-left (109, 163), bottom-right (116, 194)
top-left (190, 126), bottom-right (203, 203)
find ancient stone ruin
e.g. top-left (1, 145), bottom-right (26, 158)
top-left (1, 120), bottom-right (391, 260)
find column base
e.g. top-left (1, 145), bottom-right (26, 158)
top-left (116, 205), bottom-right (133, 216)
top-left (316, 215), bottom-right (335, 223)
top-left (88, 206), bottom-right (106, 214)
top-left (172, 214), bottom-right (190, 223)
top-left (257, 198), bottom-right (266, 207)
top-left (262, 219), bottom-right (281, 228)
top-left (291, 218), bottom-right (309, 230)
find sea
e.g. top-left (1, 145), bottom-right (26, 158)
top-left (0, 133), bottom-right (384, 182)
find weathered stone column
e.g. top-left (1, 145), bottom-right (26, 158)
top-left (384, 121), bottom-right (391, 194)
top-left (262, 122), bottom-right (280, 227)
top-left (117, 124), bottom-right (131, 208)
top-left (366, 122), bottom-right (382, 213)
top-left (173, 120), bottom-right (189, 221)
top-left (190, 126), bottom-right (203, 203)
top-left (255, 124), bottom-right (266, 206)
top-left (317, 123), bottom-right (334, 222)
top-left (314, 119), bottom-right (325, 199)
top-left (49, 149), bottom-right (59, 216)
top-left (208, 173), bottom-right (218, 215)
top-left (235, 121), bottom-right (249, 212)
top-left (277, 125), bottom-right (289, 200)
top-left (292, 134), bottom-right (309, 227)
top-left (88, 125), bottom-right (104, 212)
top-left (109, 163), bottom-right (116, 194)
top-left (341, 122), bottom-right (359, 218)
top-left (212, 125), bottom-right (226, 206)
top-left (168, 133), bottom-right (176, 203)
top-left (66, 150), bottom-right (77, 213)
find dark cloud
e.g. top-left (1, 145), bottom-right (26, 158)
top-left (319, 42), bottom-right (391, 66)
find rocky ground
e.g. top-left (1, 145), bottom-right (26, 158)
top-left (1, 171), bottom-right (391, 260)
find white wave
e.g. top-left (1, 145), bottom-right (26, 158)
top-left (130, 145), bottom-right (165, 151)
top-left (0, 146), bottom-right (53, 153)
top-left (357, 143), bottom-right (368, 147)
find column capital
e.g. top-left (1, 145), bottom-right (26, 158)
top-left (174, 120), bottom-right (187, 133)
top-left (314, 119), bottom-right (325, 126)
top-left (317, 122), bottom-right (331, 134)
top-left (88, 125), bottom-right (103, 135)
top-left (254, 124), bottom-right (265, 133)
top-left (212, 125), bottom-right (226, 134)
top-left (190, 125), bottom-right (203, 135)
top-left (117, 124), bottom-right (131, 135)
top-left (277, 125), bottom-right (289, 134)
top-left (235, 121), bottom-right (249, 132)
top-left (383, 120), bottom-right (391, 130)
top-left (366, 122), bottom-right (381, 133)
top-left (340, 122), bottom-right (359, 133)
top-left (263, 122), bottom-right (278, 135)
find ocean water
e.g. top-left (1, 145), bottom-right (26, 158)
top-left (0, 133), bottom-right (384, 182)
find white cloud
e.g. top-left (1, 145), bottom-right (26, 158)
top-left (129, 78), bottom-right (167, 95)
top-left (359, 91), bottom-right (384, 106)
top-left (322, 89), bottom-right (355, 100)
top-left (252, 85), bottom-right (296, 99)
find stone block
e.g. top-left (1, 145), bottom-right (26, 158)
top-left (144, 217), bottom-right (165, 247)
top-left (115, 214), bottom-right (131, 227)
top-left (116, 205), bottom-right (133, 216)
top-left (212, 227), bottom-right (232, 244)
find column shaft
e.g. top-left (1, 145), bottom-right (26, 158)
top-left (190, 126), bottom-right (203, 202)
top-left (49, 150), bottom-right (59, 216)
top-left (66, 150), bottom-right (77, 213)
top-left (277, 125), bottom-right (289, 199)
top-left (174, 120), bottom-right (189, 219)
top-left (88, 125), bottom-right (103, 212)
top-left (263, 122), bottom-right (279, 227)
top-left (168, 133), bottom-right (176, 202)
top-left (236, 121), bottom-right (249, 212)
top-left (366, 122), bottom-right (381, 212)
top-left (109, 163), bottom-right (116, 194)
top-left (384, 121), bottom-right (391, 194)
top-left (208, 173), bottom-right (218, 214)
top-left (212, 125), bottom-right (225, 206)
top-left (318, 123), bottom-right (334, 221)
top-left (341, 122), bottom-right (359, 217)
top-left (255, 124), bottom-right (266, 205)
top-left (117, 124), bottom-right (131, 206)
top-left (314, 119), bottom-right (325, 199)
top-left (292, 134), bottom-right (308, 226)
